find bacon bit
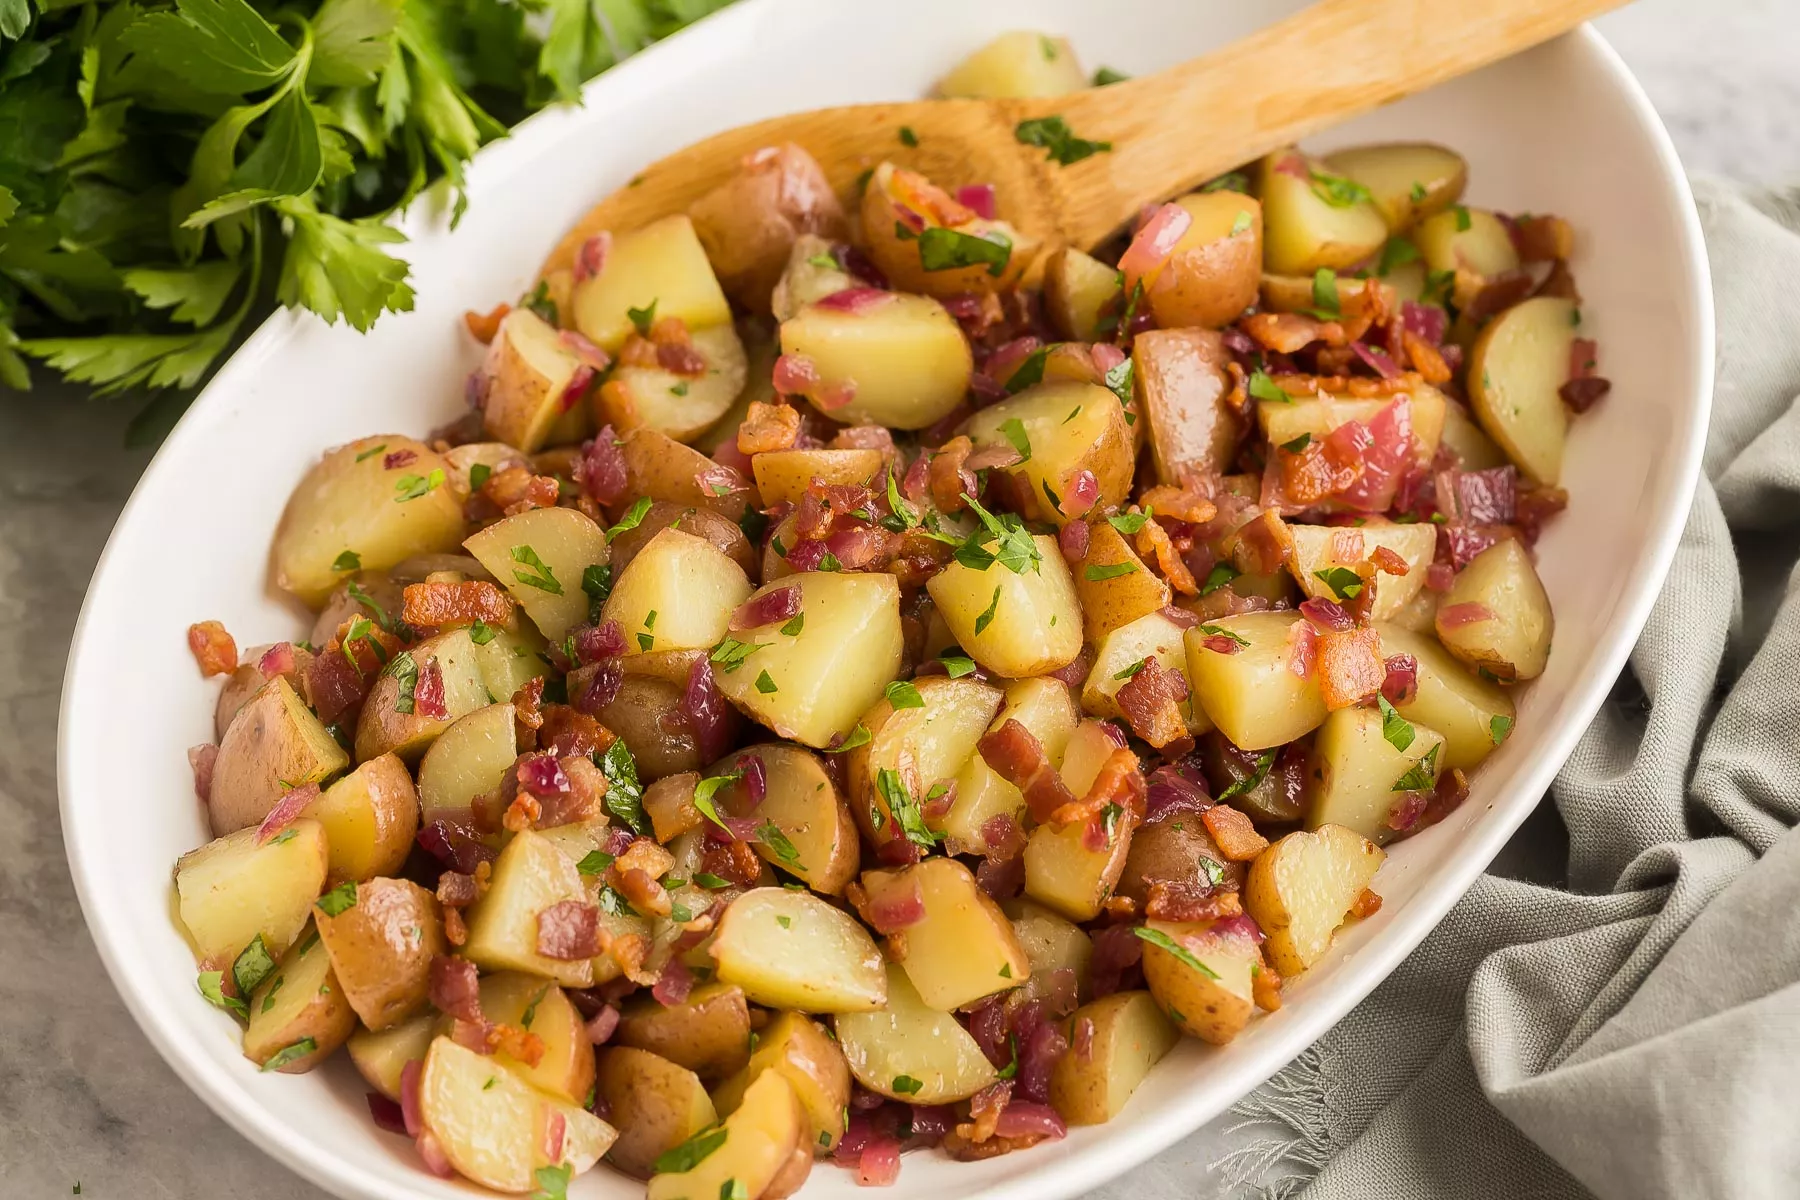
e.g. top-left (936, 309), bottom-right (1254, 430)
top-left (886, 164), bottom-right (977, 228)
top-left (402, 581), bottom-right (515, 630)
top-left (1513, 214), bottom-right (1574, 262)
top-left (429, 955), bottom-right (483, 1022)
top-left (328, 616), bottom-right (403, 680)
top-left (1299, 596), bottom-right (1354, 634)
top-left (815, 287), bottom-right (897, 316)
top-left (539, 755), bottom-right (606, 826)
top-left (1437, 601), bottom-right (1496, 628)
top-left (1145, 882), bottom-right (1242, 923)
top-left (702, 837), bottom-right (764, 888)
top-left (1348, 887), bottom-right (1384, 919)
top-left (1252, 955), bottom-right (1283, 1012)
top-left (1228, 510), bottom-right (1295, 575)
top-left (1243, 311), bottom-right (1348, 354)
top-left (480, 465), bottom-right (561, 515)
top-left (1201, 805), bottom-right (1268, 862)
top-left (1370, 546), bottom-right (1410, 575)
top-left (736, 401), bottom-right (802, 455)
top-left (442, 907), bottom-right (467, 947)
top-left (539, 707), bottom-right (613, 762)
top-left (657, 341), bottom-right (708, 377)
top-left (1135, 516), bottom-right (1198, 594)
top-left (1115, 658), bottom-right (1190, 749)
top-left (1053, 748), bottom-right (1147, 830)
top-left (512, 676), bottom-right (545, 744)
top-left (536, 900), bottom-right (602, 960)
top-left (464, 303), bottom-right (509, 343)
top-left (1426, 561), bottom-right (1457, 592)
top-left (584, 1005), bottom-right (621, 1045)
top-left (978, 719), bottom-right (1080, 824)
top-left (1461, 270), bottom-right (1536, 324)
top-left (1401, 329), bottom-right (1452, 384)
top-left (854, 1136), bottom-right (903, 1184)
top-left (1137, 485), bottom-right (1215, 526)
top-left (573, 233), bottom-right (612, 284)
top-left (382, 449), bottom-right (418, 471)
top-left (1561, 376), bottom-right (1610, 413)
top-left (187, 621), bottom-right (237, 677)
top-left (437, 871), bottom-right (480, 909)
top-left (731, 584), bottom-right (802, 632)
top-left (1317, 627), bottom-right (1385, 709)
top-left (927, 436), bottom-right (977, 513)
top-left (257, 782), bottom-right (319, 843)
top-left (501, 791), bottom-right (542, 834)
top-left (614, 834), bottom-right (676, 879)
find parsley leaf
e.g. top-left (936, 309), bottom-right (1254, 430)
top-left (231, 934), bottom-right (278, 998)
top-left (316, 880), bottom-right (358, 916)
top-left (606, 496), bottom-right (653, 542)
top-left (394, 469), bottom-right (445, 502)
top-left (260, 1037), bottom-right (318, 1071)
top-left (1132, 926), bottom-right (1221, 979)
top-left (1248, 370), bottom-right (1290, 405)
top-left (691, 767), bottom-right (747, 831)
top-left (384, 650), bottom-right (419, 713)
top-left (1197, 623), bottom-right (1251, 650)
top-left (1378, 695), bottom-right (1416, 752)
top-left (1281, 432), bottom-right (1313, 454)
top-left (891, 1073), bottom-right (924, 1095)
top-left (197, 971), bottom-right (248, 1019)
top-left (1312, 268), bottom-right (1341, 318)
top-left (1092, 66), bottom-right (1130, 86)
top-left (1378, 236), bottom-right (1421, 276)
top-left (529, 1164), bottom-right (571, 1200)
top-left (957, 493), bottom-right (1042, 575)
top-left (331, 549), bottom-right (360, 572)
top-left (654, 1126), bottom-right (728, 1174)
top-left (598, 740), bottom-right (649, 835)
top-left (898, 125), bottom-right (918, 147)
top-left (973, 585), bottom-right (1002, 636)
top-left (1085, 562), bottom-right (1137, 581)
top-left (884, 679), bottom-right (924, 710)
top-left (627, 300), bottom-right (658, 336)
top-left (1313, 566), bottom-right (1364, 601)
top-left (511, 545), bottom-right (562, 594)
top-left (754, 669), bottom-right (779, 694)
top-left (1014, 115), bottom-right (1113, 166)
top-left (1392, 743), bottom-right (1441, 792)
top-left (998, 417), bottom-right (1032, 463)
top-left (1490, 714), bottom-right (1514, 746)
top-left (1308, 168), bottom-right (1374, 209)
top-left (917, 226), bottom-right (1012, 277)
top-left (938, 651), bottom-right (978, 678)
top-left (581, 564), bottom-right (614, 623)
top-left (1201, 563), bottom-right (1240, 596)
top-left (825, 725), bottom-right (872, 753)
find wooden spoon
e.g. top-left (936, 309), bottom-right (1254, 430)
top-left (541, 0), bottom-right (1626, 277)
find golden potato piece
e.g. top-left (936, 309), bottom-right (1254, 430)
top-left (354, 628), bottom-right (491, 765)
top-left (1434, 538), bottom-right (1554, 682)
top-left (1307, 705), bottom-right (1446, 845)
top-left (570, 214), bottom-right (732, 353)
top-left (1044, 245), bottom-right (1122, 341)
top-left (1287, 522), bottom-right (1438, 622)
top-left (1004, 897), bottom-right (1094, 1007)
top-left (710, 1010), bottom-right (851, 1153)
top-left (416, 702), bottom-right (516, 830)
top-left (938, 30), bottom-right (1087, 97)
top-left (478, 307), bottom-right (589, 453)
top-left (175, 820), bottom-right (328, 969)
top-left (462, 829), bottom-right (596, 989)
top-left (750, 448), bottom-right (886, 509)
top-left (689, 143), bottom-right (848, 313)
top-left (598, 321), bottom-right (748, 444)
top-left (1073, 518), bottom-right (1170, 644)
top-left (1133, 326), bottom-right (1246, 485)
top-left (1373, 623), bottom-right (1516, 770)
top-left (1138, 920), bottom-right (1262, 1043)
top-left (313, 876), bottom-right (445, 1031)
top-left (770, 234), bottom-right (859, 324)
top-left (1185, 611), bottom-right (1327, 751)
top-left (710, 887), bottom-right (886, 1012)
top-left (1319, 142), bottom-right (1468, 233)
top-left (1083, 610), bottom-right (1209, 735)
top-left (1144, 191), bottom-right (1262, 330)
top-left (1257, 148), bottom-right (1388, 275)
top-left (836, 962), bottom-right (997, 1104)
top-left (646, 1069), bottom-right (801, 1200)
top-left (1245, 825), bottom-right (1386, 976)
top-left (1467, 295), bottom-right (1576, 487)
top-left (720, 743), bottom-right (860, 895)
top-left (779, 291), bottom-right (974, 430)
top-left (1049, 990), bottom-right (1180, 1122)
top-left (602, 526), bottom-right (753, 656)
top-left (616, 981), bottom-right (752, 1081)
top-left (1416, 205), bottom-right (1521, 279)
top-left (464, 506), bottom-right (611, 645)
top-left (349, 1011), bottom-right (436, 1100)
top-left (1258, 388), bottom-right (1447, 475)
top-left (859, 162), bottom-right (1036, 298)
top-left (940, 677), bottom-right (1077, 853)
top-left (596, 1046), bottom-right (719, 1179)
top-left (243, 922), bottom-right (357, 1072)
top-left (964, 381), bottom-right (1135, 526)
top-left (867, 858), bottom-right (1029, 1011)
top-left (301, 753), bottom-right (418, 885)
top-left (848, 674), bottom-right (1001, 858)
top-left (208, 676), bottom-right (350, 835)
top-left (927, 535), bottom-right (1082, 679)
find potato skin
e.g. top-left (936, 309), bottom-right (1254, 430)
top-left (243, 924), bottom-right (358, 1072)
top-left (615, 981), bottom-right (753, 1081)
top-left (313, 876), bottom-right (446, 1031)
top-left (1132, 328), bottom-right (1245, 485)
top-left (1116, 817), bottom-right (1245, 906)
top-left (1048, 990), bottom-right (1180, 1123)
top-left (208, 677), bottom-right (349, 836)
top-left (713, 1010), bottom-right (852, 1153)
top-left (688, 143), bottom-right (848, 313)
top-left (1145, 191), bottom-right (1262, 330)
top-left (608, 499), bottom-right (756, 580)
top-left (596, 1047), bottom-right (719, 1179)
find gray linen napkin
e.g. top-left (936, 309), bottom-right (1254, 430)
top-left (1220, 177), bottom-right (1800, 1199)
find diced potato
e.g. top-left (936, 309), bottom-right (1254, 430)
top-left (770, 234), bottom-right (859, 323)
top-left (570, 214), bottom-right (732, 353)
top-left (456, 974), bottom-right (594, 1105)
top-left (849, 675), bottom-right (1002, 855)
top-left (1258, 387), bottom-right (1447, 472)
top-left (208, 677), bottom-right (350, 835)
top-left (313, 876), bottom-right (445, 1030)
top-left (1467, 295), bottom-right (1576, 486)
top-left (1144, 191), bottom-right (1263, 330)
top-left (778, 291), bottom-right (973, 430)
top-left (719, 743), bottom-right (859, 894)
top-left (1259, 271), bottom-right (1394, 322)
top-left (964, 381), bottom-right (1135, 525)
top-left (710, 887), bottom-right (886, 1011)
top-left (1186, 612), bottom-right (1327, 750)
top-left (751, 448), bottom-right (885, 509)
top-left (1372, 623), bottom-right (1515, 769)
top-left (1245, 825), bottom-right (1386, 975)
top-left (940, 677), bottom-right (1078, 852)
top-left (1023, 804), bottom-right (1137, 924)
top-left (243, 922), bottom-right (357, 1071)
top-left (710, 1011), bottom-right (851, 1153)
top-left (462, 829), bottom-right (596, 988)
top-left (869, 858), bottom-right (1030, 1011)
top-left (417, 702), bottom-right (516, 830)
top-left (348, 1011), bottom-right (435, 1100)
top-left (645, 1069), bottom-right (799, 1200)
top-left (469, 617), bottom-right (549, 703)
top-left (464, 507), bottom-right (611, 644)
top-left (928, 536), bottom-right (1081, 678)
top-left (859, 162), bottom-right (1036, 297)
top-left (712, 573), bottom-right (904, 749)
top-left (597, 1047), bottom-right (717, 1179)
top-left (301, 753), bottom-right (419, 885)
top-left (1049, 990), bottom-right (1179, 1122)
top-left (214, 655), bottom-right (285, 742)
top-left (590, 669), bottom-right (713, 784)
top-left (420, 1036), bottom-right (615, 1192)
top-left (1307, 706), bottom-right (1446, 844)
top-left (175, 820), bottom-right (328, 968)
top-left (1138, 920), bottom-right (1261, 1043)
top-left (688, 143), bottom-right (848, 313)
top-left (354, 628), bottom-right (491, 764)
top-left (1439, 400), bottom-right (1510, 471)
top-left (619, 427), bottom-right (754, 524)
top-left (937, 30), bottom-right (1087, 97)
top-left (1257, 148), bottom-right (1389, 275)
top-left (1318, 142), bottom-right (1468, 233)
top-left (1288, 522), bottom-right (1437, 621)
top-left (835, 962), bottom-right (997, 1103)
top-left (1074, 519), bottom-right (1170, 643)
top-left (1004, 897), bottom-right (1094, 1005)
top-left (1044, 245), bottom-right (1122, 341)
top-left (1084, 610), bottom-right (1209, 734)
top-left (609, 501), bottom-right (757, 581)
top-left (602, 527), bottom-right (753, 657)
top-left (1133, 327), bottom-right (1245, 485)
top-left (617, 981), bottom-right (752, 1081)
top-left (274, 435), bottom-right (466, 607)
top-left (1416, 206), bottom-right (1521, 279)
top-left (477, 308), bottom-right (589, 453)
top-left (1434, 538), bottom-right (1554, 681)
top-left (596, 322), bottom-right (748, 444)
top-left (1117, 814), bottom-right (1243, 904)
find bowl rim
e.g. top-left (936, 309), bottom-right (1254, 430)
top-left (57, 9), bottom-right (1713, 1200)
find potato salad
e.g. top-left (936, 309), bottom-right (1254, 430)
top-left (173, 28), bottom-right (1604, 1199)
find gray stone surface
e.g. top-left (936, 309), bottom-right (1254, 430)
top-left (4, 2), bottom-right (1792, 1195)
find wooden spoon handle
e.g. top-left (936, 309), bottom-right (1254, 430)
top-left (1038, 0), bottom-right (1629, 247)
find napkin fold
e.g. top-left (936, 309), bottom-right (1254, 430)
top-left (1230, 177), bottom-right (1800, 1200)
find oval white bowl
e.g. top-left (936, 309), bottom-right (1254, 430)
top-left (59, 1), bottom-right (1711, 1198)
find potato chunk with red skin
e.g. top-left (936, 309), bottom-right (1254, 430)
top-left (689, 143), bottom-right (848, 313)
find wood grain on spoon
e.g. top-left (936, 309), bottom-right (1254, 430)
top-left (541, 0), bottom-right (1627, 278)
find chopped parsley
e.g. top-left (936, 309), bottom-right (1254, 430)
top-left (758, 821), bottom-right (801, 865)
top-left (807, 252), bottom-right (840, 271)
top-left (891, 1074), bottom-right (924, 1096)
top-left (1014, 115), bottom-right (1113, 166)
top-left (711, 637), bottom-right (767, 673)
top-left (575, 850), bottom-right (615, 876)
top-left (332, 549), bottom-right (360, 572)
top-left (1085, 562), bottom-right (1138, 581)
top-left (1092, 65), bottom-right (1130, 86)
top-left (1490, 714), bottom-right (1514, 746)
top-left (653, 1126), bottom-right (728, 1174)
top-left (918, 226), bottom-right (1012, 277)
top-left (882, 469), bottom-right (919, 531)
top-left (1217, 748), bottom-right (1276, 801)
top-left (826, 724), bottom-right (872, 753)
top-left (1377, 236), bottom-right (1420, 276)
top-left (393, 469), bottom-right (445, 502)
top-left (530, 1164), bottom-right (572, 1200)
top-left (469, 462), bottom-right (493, 493)
top-left (1113, 658), bottom-right (1149, 681)
top-left (581, 564), bottom-right (614, 622)
top-left (1200, 563), bottom-right (1240, 596)
top-left (1312, 268), bottom-right (1341, 318)
top-left (1202, 171), bottom-right (1250, 194)
top-left (1281, 432), bottom-right (1312, 454)
top-left (692, 767), bottom-right (748, 831)
top-left (1378, 695), bottom-right (1416, 752)
top-left (521, 281), bottom-right (559, 326)
top-left (1313, 566), bottom-right (1364, 601)
top-left (1108, 510), bottom-right (1150, 536)
top-left (956, 493), bottom-right (1042, 575)
top-left (468, 619), bottom-right (498, 646)
top-left (385, 650), bottom-right (419, 713)
top-left (1308, 168), bottom-right (1374, 209)
top-left (1230, 210), bottom-right (1253, 236)
top-left (884, 680), bottom-right (924, 710)
top-left (511, 545), bottom-right (562, 594)
top-left (973, 585), bottom-right (1002, 636)
top-left (627, 300), bottom-right (658, 336)
top-left (606, 496), bottom-right (653, 542)
top-left (1004, 345), bottom-right (1051, 393)
top-left (1453, 205), bottom-right (1472, 232)
top-left (260, 1038), bottom-right (318, 1071)
top-left (1133, 926), bottom-right (1220, 979)
top-left (998, 417), bottom-right (1032, 463)
top-left (316, 881), bottom-right (358, 916)
top-left (876, 768), bottom-right (941, 849)
top-left (1104, 356), bottom-right (1135, 420)
top-left (354, 443), bottom-right (387, 462)
top-left (197, 971), bottom-right (247, 1019)
top-left (1392, 743), bottom-right (1442, 792)
top-left (755, 670), bottom-right (779, 695)
top-left (231, 934), bottom-right (277, 998)
top-left (938, 651), bottom-right (978, 678)
top-left (780, 612), bottom-right (805, 637)
top-left (1247, 370), bottom-right (1290, 405)
top-left (520, 984), bottom-right (551, 1029)
top-left (898, 125), bottom-right (918, 147)
top-left (599, 740), bottom-right (649, 835)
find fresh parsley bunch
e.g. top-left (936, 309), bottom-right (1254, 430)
top-left (0, 0), bottom-right (731, 437)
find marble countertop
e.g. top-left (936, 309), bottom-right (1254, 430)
top-left (5, 1), bottom-right (1794, 1194)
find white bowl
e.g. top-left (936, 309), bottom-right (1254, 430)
top-left (59, 1), bottom-right (1711, 1197)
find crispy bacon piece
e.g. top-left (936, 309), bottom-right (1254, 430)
top-left (443, 907), bottom-right (467, 946)
top-left (1274, 436), bottom-right (1364, 507)
top-left (464, 303), bottom-right (509, 344)
top-left (701, 838), bottom-right (763, 887)
top-left (328, 617), bottom-right (403, 679)
top-left (1227, 510), bottom-right (1295, 575)
top-left (1242, 311), bottom-right (1349, 354)
top-left (512, 677), bottom-right (545, 745)
top-left (1115, 658), bottom-right (1190, 749)
top-left (538, 754), bottom-right (606, 827)
top-left (402, 581), bottom-right (515, 630)
top-left (536, 900), bottom-right (602, 960)
top-left (1512, 214), bottom-right (1574, 262)
top-left (614, 867), bottom-right (673, 918)
top-left (926, 436), bottom-right (979, 513)
top-left (736, 401), bottom-right (802, 455)
top-left (1050, 748), bottom-right (1147, 829)
top-left (1252, 954), bottom-right (1283, 1012)
top-left (1370, 546), bottom-right (1410, 575)
top-left (832, 424), bottom-right (897, 455)
top-left (1135, 517), bottom-right (1198, 594)
top-left (1316, 627), bottom-right (1385, 709)
top-left (437, 871), bottom-right (480, 909)
top-left (1145, 881), bottom-right (1243, 923)
top-left (1401, 329), bottom-right (1452, 384)
top-left (187, 621), bottom-right (237, 677)
top-left (1349, 887), bottom-right (1384, 918)
top-left (482, 465), bottom-right (561, 514)
top-left (978, 719), bottom-right (1079, 824)
top-left (957, 1081), bottom-right (1014, 1145)
top-left (538, 706), bottom-right (613, 759)
top-left (1201, 805), bottom-right (1269, 862)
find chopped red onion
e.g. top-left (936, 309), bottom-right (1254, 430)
top-left (1351, 341), bottom-right (1402, 379)
top-left (1388, 790), bottom-right (1429, 833)
top-left (1438, 601), bottom-right (1497, 628)
top-left (1064, 469), bottom-right (1101, 518)
top-left (257, 642), bottom-right (296, 678)
top-left (1426, 562), bottom-right (1457, 592)
top-left (367, 1092), bottom-right (407, 1136)
top-left (1088, 925), bottom-right (1144, 1000)
top-left (413, 661), bottom-right (447, 720)
top-left (1210, 913), bottom-right (1265, 944)
top-left (731, 585), bottom-right (801, 631)
top-left (1381, 653), bottom-right (1420, 705)
top-left (906, 1105), bottom-right (956, 1142)
top-left (559, 364), bottom-right (596, 412)
top-left (257, 782), bottom-right (319, 843)
top-left (695, 462), bottom-right (749, 499)
top-left (517, 752), bottom-right (570, 797)
top-left (1159, 604), bottom-right (1201, 629)
top-left (862, 873), bottom-right (927, 933)
top-left (995, 1100), bottom-right (1068, 1141)
top-left (652, 957), bottom-right (694, 1007)
top-left (1039, 967), bottom-right (1079, 1020)
top-left (955, 183), bottom-right (997, 220)
top-left (1561, 377), bottom-right (1611, 412)
top-left (573, 232), bottom-right (611, 283)
top-left (1015, 1018), bottom-right (1068, 1104)
top-left (1047, 650), bottom-right (1092, 690)
top-left (1202, 634), bottom-right (1246, 656)
top-left (772, 353), bottom-right (820, 395)
top-left (416, 1130), bottom-right (454, 1178)
top-left (575, 659), bottom-right (622, 714)
top-left (975, 848), bottom-right (1025, 900)
top-left (584, 1004), bottom-right (620, 1044)
top-left (574, 620), bottom-right (626, 663)
top-left (1058, 519), bottom-right (1090, 561)
top-left (383, 449), bottom-right (417, 470)
top-left (1090, 341), bottom-right (1127, 375)
top-left (1401, 301), bottom-right (1447, 345)
top-left (1145, 762), bottom-right (1211, 824)
top-left (856, 1137), bottom-right (902, 1186)
top-left (681, 658), bottom-right (734, 761)
top-left (576, 428), bottom-right (628, 505)
top-left (1299, 596), bottom-right (1355, 633)
top-left (558, 330), bottom-right (611, 370)
top-left (657, 342), bottom-right (708, 376)
top-left (739, 754), bottom-right (768, 808)
top-left (417, 821), bottom-right (496, 874)
top-left (815, 287), bottom-right (895, 315)
top-left (188, 743), bottom-right (217, 806)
